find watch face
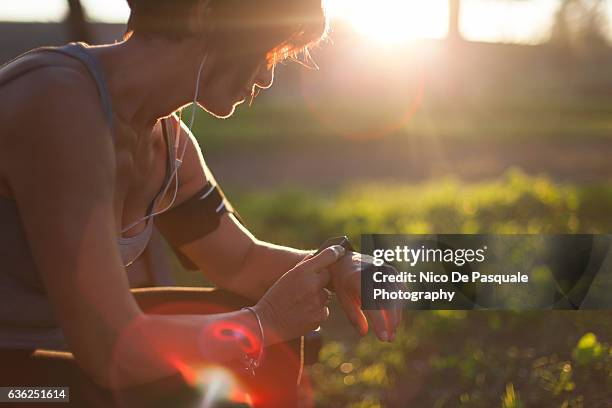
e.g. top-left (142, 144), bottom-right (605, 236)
top-left (315, 236), bottom-right (354, 255)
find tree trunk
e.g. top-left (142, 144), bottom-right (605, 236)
top-left (448, 0), bottom-right (462, 42)
top-left (66, 0), bottom-right (90, 43)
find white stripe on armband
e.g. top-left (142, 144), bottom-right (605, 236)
top-left (199, 184), bottom-right (216, 200)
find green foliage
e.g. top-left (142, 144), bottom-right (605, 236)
top-left (308, 312), bottom-right (612, 407)
top-left (501, 384), bottom-right (522, 408)
top-left (228, 172), bottom-right (612, 407)
top-left (572, 333), bottom-right (604, 366)
top-left (233, 169), bottom-right (612, 249)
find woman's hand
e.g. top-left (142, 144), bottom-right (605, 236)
top-left (253, 246), bottom-right (345, 344)
top-left (329, 252), bottom-right (403, 342)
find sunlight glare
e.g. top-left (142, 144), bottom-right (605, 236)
top-left (325, 0), bottom-right (449, 44)
top-left (461, 0), bottom-right (558, 44)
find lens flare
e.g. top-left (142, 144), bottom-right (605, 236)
top-left (208, 321), bottom-right (262, 355)
top-left (300, 55), bottom-right (427, 141)
top-left (110, 296), bottom-right (310, 407)
top-left (198, 366), bottom-right (251, 408)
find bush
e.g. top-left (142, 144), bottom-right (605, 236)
top-left (234, 169), bottom-right (612, 248)
top-left (229, 171), bottom-right (612, 407)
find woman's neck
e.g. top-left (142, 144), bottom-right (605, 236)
top-left (88, 36), bottom-right (203, 133)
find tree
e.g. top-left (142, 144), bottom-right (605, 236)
top-left (550, 0), bottom-right (609, 55)
top-left (65, 0), bottom-right (90, 43)
top-left (448, 0), bottom-right (463, 42)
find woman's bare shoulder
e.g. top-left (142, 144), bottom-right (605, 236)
top-left (0, 55), bottom-right (115, 194)
top-left (0, 54), bottom-right (111, 150)
top-left (2, 53), bottom-right (101, 118)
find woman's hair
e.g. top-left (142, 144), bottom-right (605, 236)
top-left (125, 0), bottom-right (329, 67)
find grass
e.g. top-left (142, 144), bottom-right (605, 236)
top-left (221, 170), bottom-right (612, 407)
top-left (310, 312), bottom-right (612, 407)
top-left (231, 169), bottom-right (612, 248)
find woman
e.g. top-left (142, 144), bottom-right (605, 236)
top-left (0, 0), bottom-right (400, 405)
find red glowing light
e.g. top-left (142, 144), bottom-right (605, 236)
top-left (207, 321), bottom-right (261, 355)
top-left (167, 354), bottom-right (199, 386)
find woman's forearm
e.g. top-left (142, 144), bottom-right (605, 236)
top-left (223, 240), bottom-right (312, 300)
top-left (96, 309), bottom-right (262, 389)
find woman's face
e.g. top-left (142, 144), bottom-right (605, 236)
top-left (198, 57), bottom-right (275, 119)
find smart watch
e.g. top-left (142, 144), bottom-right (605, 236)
top-left (314, 236), bottom-right (355, 256)
top-left (313, 236), bottom-right (355, 291)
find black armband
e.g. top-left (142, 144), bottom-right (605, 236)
top-left (155, 182), bottom-right (242, 270)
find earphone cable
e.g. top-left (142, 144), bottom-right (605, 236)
top-left (120, 55), bottom-right (207, 234)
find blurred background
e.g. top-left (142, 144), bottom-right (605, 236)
top-left (2, 1), bottom-right (611, 406)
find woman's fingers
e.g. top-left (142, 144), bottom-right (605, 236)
top-left (287, 248), bottom-right (404, 342)
top-left (392, 281), bottom-right (404, 332)
top-left (310, 293), bottom-right (332, 332)
top-left (311, 268), bottom-right (331, 289)
top-left (379, 273), bottom-right (404, 340)
top-left (311, 305), bottom-right (331, 332)
top-left (298, 245), bottom-right (344, 290)
top-left (365, 309), bottom-right (392, 342)
top-left (255, 246), bottom-right (348, 342)
top-left (318, 288), bottom-right (334, 305)
top-left (384, 282), bottom-right (400, 332)
top-left (383, 308), bottom-right (397, 341)
top-left (299, 245), bottom-right (345, 274)
top-left (338, 293), bottom-right (368, 336)
top-left (321, 306), bottom-right (330, 322)
top-left (300, 250), bottom-right (316, 262)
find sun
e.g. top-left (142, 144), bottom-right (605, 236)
top-left (325, 0), bottom-right (449, 44)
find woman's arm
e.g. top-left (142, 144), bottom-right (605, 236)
top-left (156, 116), bottom-right (311, 300)
top-left (6, 73), bottom-right (335, 388)
top-left (181, 213), bottom-right (311, 300)
top-left (155, 117), bottom-right (402, 341)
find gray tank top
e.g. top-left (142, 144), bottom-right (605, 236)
top-left (0, 43), bottom-right (178, 350)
